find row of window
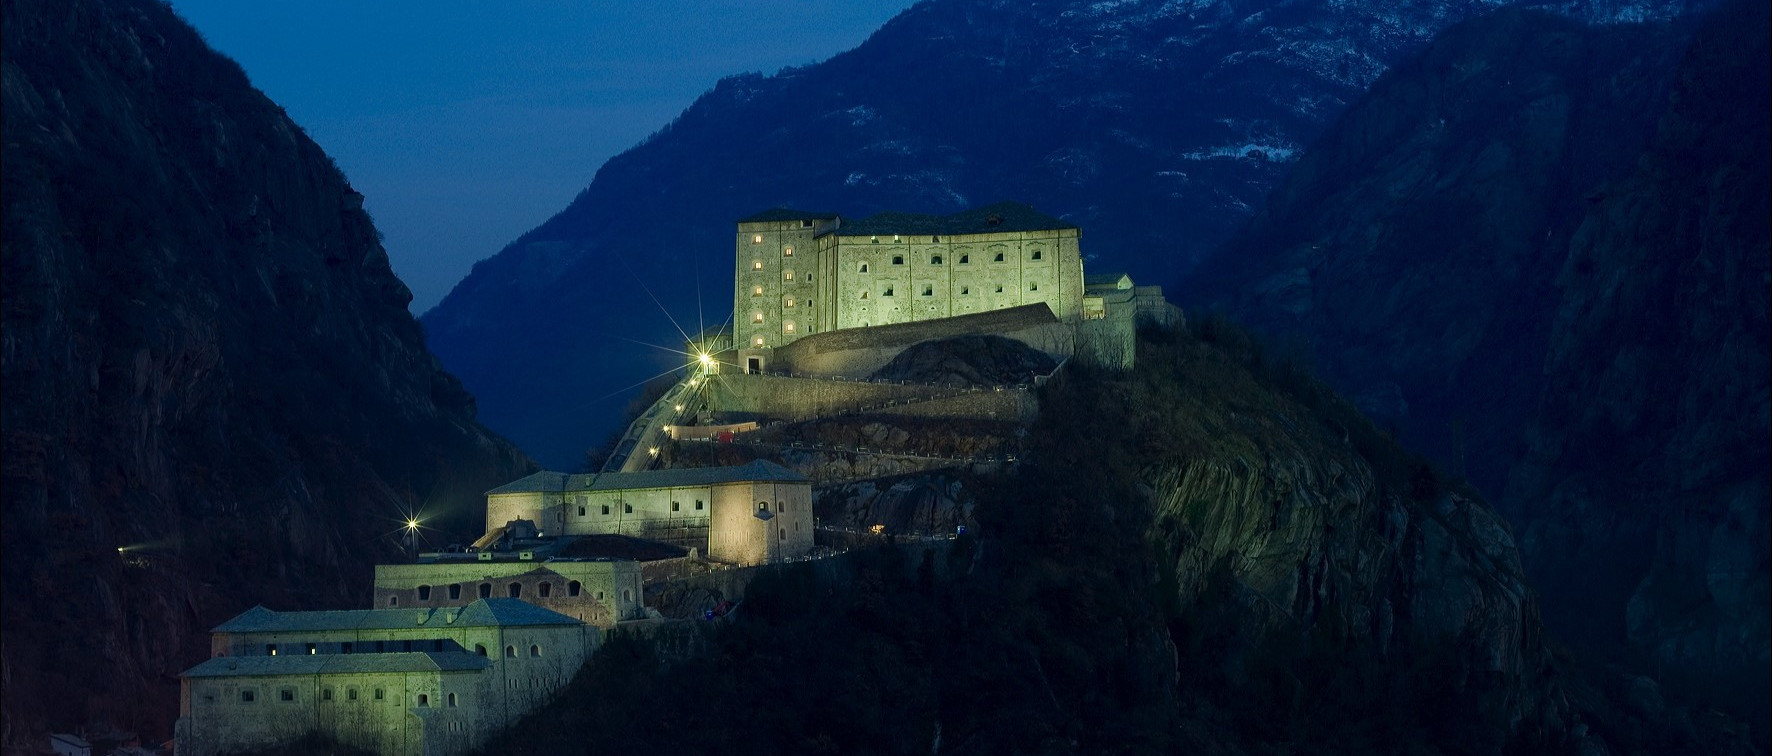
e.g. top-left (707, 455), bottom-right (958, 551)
top-left (393, 579), bottom-right (622, 606)
top-left (757, 501), bottom-right (802, 513)
top-left (231, 686), bottom-right (459, 708)
top-left (576, 499), bottom-right (705, 516)
top-left (750, 251), bottom-right (1042, 274)
top-left (264, 639), bottom-right (453, 655)
top-left (856, 282), bottom-right (1035, 300)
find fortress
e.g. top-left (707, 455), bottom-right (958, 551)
top-left (175, 202), bottom-right (1177, 756)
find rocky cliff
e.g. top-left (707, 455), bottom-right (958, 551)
top-left (419, 0), bottom-right (1711, 469)
top-left (0, 0), bottom-right (532, 743)
top-left (1186, 1), bottom-right (1768, 731)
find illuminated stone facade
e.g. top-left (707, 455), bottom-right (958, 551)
top-left (481, 460), bottom-right (814, 566)
top-left (733, 203), bottom-right (1085, 361)
top-left (372, 559), bottom-right (645, 627)
top-left (175, 599), bottom-right (595, 756)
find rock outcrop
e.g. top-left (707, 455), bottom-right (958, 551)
top-left (0, 0), bottom-right (532, 742)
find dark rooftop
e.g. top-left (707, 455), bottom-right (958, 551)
top-left (182, 651), bottom-right (491, 678)
top-left (486, 471), bottom-right (594, 496)
top-left (736, 208), bottom-right (840, 224)
top-left (212, 598), bottom-right (581, 634)
top-left (837, 201), bottom-right (1076, 237)
top-left (557, 534), bottom-right (690, 562)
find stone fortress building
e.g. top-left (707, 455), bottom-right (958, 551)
top-left (176, 599), bottom-right (595, 756)
top-left (725, 201), bottom-right (1176, 375)
top-left (177, 202), bottom-right (1169, 756)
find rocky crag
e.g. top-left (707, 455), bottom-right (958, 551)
top-left (1, 0), bottom-right (532, 743)
top-left (419, 0), bottom-right (1713, 469)
top-left (473, 325), bottom-right (1755, 755)
top-left (1186, 1), bottom-right (1768, 731)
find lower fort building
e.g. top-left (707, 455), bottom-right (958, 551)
top-left (175, 599), bottom-right (594, 756)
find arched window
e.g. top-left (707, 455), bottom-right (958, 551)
top-left (474, 644), bottom-right (487, 657)
top-left (508, 583), bottom-right (522, 598)
top-left (780, 528), bottom-right (787, 541)
top-left (387, 596), bottom-right (398, 606)
top-left (505, 645), bottom-right (516, 658)
top-left (418, 694), bottom-right (429, 708)
top-left (623, 589), bottom-right (633, 602)
top-left (959, 254), bottom-right (969, 264)
top-left (448, 584), bottom-right (461, 600)
top-left (994, 252), bottom-right (1005, 262)
top-left (568, 580), bottom-right (581, 597)
top-left (1031, 249), bottom-right (1042, 260)
top-left (578, 505), bottom-right (586, 516)
top-left (538, 582), bottom-right (552, 598)
top-left (530, 644), bottom-right (541, 657)
top-left (758, 502), bottom-right (768, 511)
top-left (417, 585), bottom-right (431, 601)
top-left (892, 255), bottom-right (904, 265)
top-left (931, 255), bottom-right (943, 265)
top-left (448, 692), bottom-right (458, 707)
top-left (479, 583), bottom-right (492, 598)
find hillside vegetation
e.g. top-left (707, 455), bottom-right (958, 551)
top-left (474, 325), bottom-right (1753, 756)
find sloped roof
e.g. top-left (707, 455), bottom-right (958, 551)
top-left (212, 599), bottom-right (580, 634)
top-left (737, 208), bottom-right (840, 224)
top-left (182, 651), bottom-right (491, 678)
top-left (1086, 272), bottom-right (1134, 289)
top-left (486, 471), bottom-right (595, 495)
top-left (586, 459), bottom-right (807, 492)
top-left (838, 201), bottom-right (1076, 237)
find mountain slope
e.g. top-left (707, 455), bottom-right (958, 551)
top-left (421, 0), bottom-right (1709, 468)
top-left (1, 0), bottom-right (532, 741)
top-left (1185, 0), bottom-right (1768, 728)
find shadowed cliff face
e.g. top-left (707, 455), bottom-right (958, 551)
top-left (0, 0), bottom-right (532, 741)
top-left (1185, 2), bottom-right (1769, 730)
top-left (418, 0), bottom-right (1712, 470)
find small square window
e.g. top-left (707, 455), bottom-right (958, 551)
top-left (753, 312), bottom-right (764, 323)
top-left (601, 505), bottom-right (610, 515)
top-left (241, 689), bottom-right (256, 703)
top-left (1031, 250), bottom-right (1042, 260)
top-left (348, 688), bottom-right (359, 701)
top-left (696, 500), bottom-right (704, 510)
top-left (671, 501), bottom-right (680, 512)
top-left (892, 255), bottom-right (904, 265)
top-left (961, 287), bottom-right (970, 295)
top-left (1030, 282), bottom-right (1039, 291)
top-left (960, 254), bottom-right (969, 264)
top-left (995, 285), bottom-right (1004, 293)
top-left (279, 688), bottom-right (295, 702)
top-left (374, 688), bottom-right (385, 701)
top-left (922, 286), bottom-right (933, 297)
top-left (784, 270), bottom-right (794, 281)
top-left (785, 297), bottom-right (795, 308)
top-left (883, 287), bottom-right (894, 297)
top-left (994, 253), bottom-right (1005, 262)
top-left (752, 234), bottom-right (762, 244)
top-left (784, 322), bottom-right (796, 334)
top-left (752, 260), bottom-right (763, 270)
top-left (752, 286), bottom-right (763, 297)
top-left (783, 246), bottom-right (794, 257)
top-left (754, 337), bottom-right (765, 346)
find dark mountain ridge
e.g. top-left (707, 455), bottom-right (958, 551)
top-left (422, 0), bottom-right (1711, 469)
top-left (1, 0), bottom-right (532, 741)
top-left (1185, 0), bottom-right (1769, 731)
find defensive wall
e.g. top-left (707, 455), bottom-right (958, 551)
top-left (701, 373), bottom-right (1036, 424)
top-left (765, 303), bottom-right (1071, 377)
top-left (373, 561), bottom-right (645, 627)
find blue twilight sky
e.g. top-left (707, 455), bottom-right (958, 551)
top-left (167, 1), bottom-right (919, 313)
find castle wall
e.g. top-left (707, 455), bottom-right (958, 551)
top-left (736, 219), bottom-right (830, 351)
top-left (769, 308), bottom-right (1073, 378)
top-left (373, 562), bottom-right (644, 626)
top-left (827, 229), bottom-right (1083, 332)
top-left (566, 483), bottom-right (714, 546)
top-left (179, 669), bottom-right (474, 756)
top-left (707, 481), bottom-right (813, 565)
top-left (486, 492), bottom-right (562, 535)
top-left (704, 374), bottom-right (1036, 424)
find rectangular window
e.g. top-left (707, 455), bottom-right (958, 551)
top-left (783, 246), bottom-right (794, 256)
top-left (695, 500), bottom-right (704, 510)
top-left (784, 270), bottom-right (794, 281)
top-left (241, 689), bottom-right (256, 703)
top-left (374, 688), bottom-right (385, 701)
top-left (279, 688), bottom-right (295, 703)
top-left (671, 501), bottom-right (680, 512)
top-left (752, 234), bottom-right (762, 244)
top-left (323, 688), bottom-right (333, 702)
